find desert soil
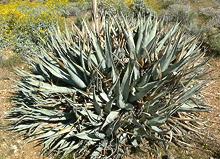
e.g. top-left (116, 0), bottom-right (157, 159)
top-left (0, 67), bottom-right (51, 159)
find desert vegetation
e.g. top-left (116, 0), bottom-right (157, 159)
top-left (0, 0), bottom-right (220, 159)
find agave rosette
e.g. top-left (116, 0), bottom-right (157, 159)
top-left (8, 12), bottom-right (209, 158)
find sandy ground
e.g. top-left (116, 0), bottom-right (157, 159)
top-left (0, 68), bottom-right (50, 159)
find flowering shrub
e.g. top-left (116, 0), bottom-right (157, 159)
top-left (0, 0), bottom-right (69, 54)
top-left (74, 0), bottom-right (161, 13)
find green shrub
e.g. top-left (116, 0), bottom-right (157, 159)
top-left (159, 1), bottom-right (220, 55)
top-left (206, 30), bottom-right (220, 54)
top-left (0, 0), bottom-right (68, 54)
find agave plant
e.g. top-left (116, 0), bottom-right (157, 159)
top-left (8, 11), bottom-right (209, 158)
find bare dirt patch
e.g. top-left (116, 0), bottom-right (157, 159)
top-left (200, 57), bottom-right (220, 157)
top-left (0, 68), bottom-right (49, 159)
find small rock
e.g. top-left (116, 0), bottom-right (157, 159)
top-left (0, 49), bottom-right (15, 62)
top-left (11, 144), bottom-right (18, 153)
top-left (162, 154), bottom-right (175, 159)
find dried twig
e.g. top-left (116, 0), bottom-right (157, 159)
top-left (92, 0), bottom-right (99, 33)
